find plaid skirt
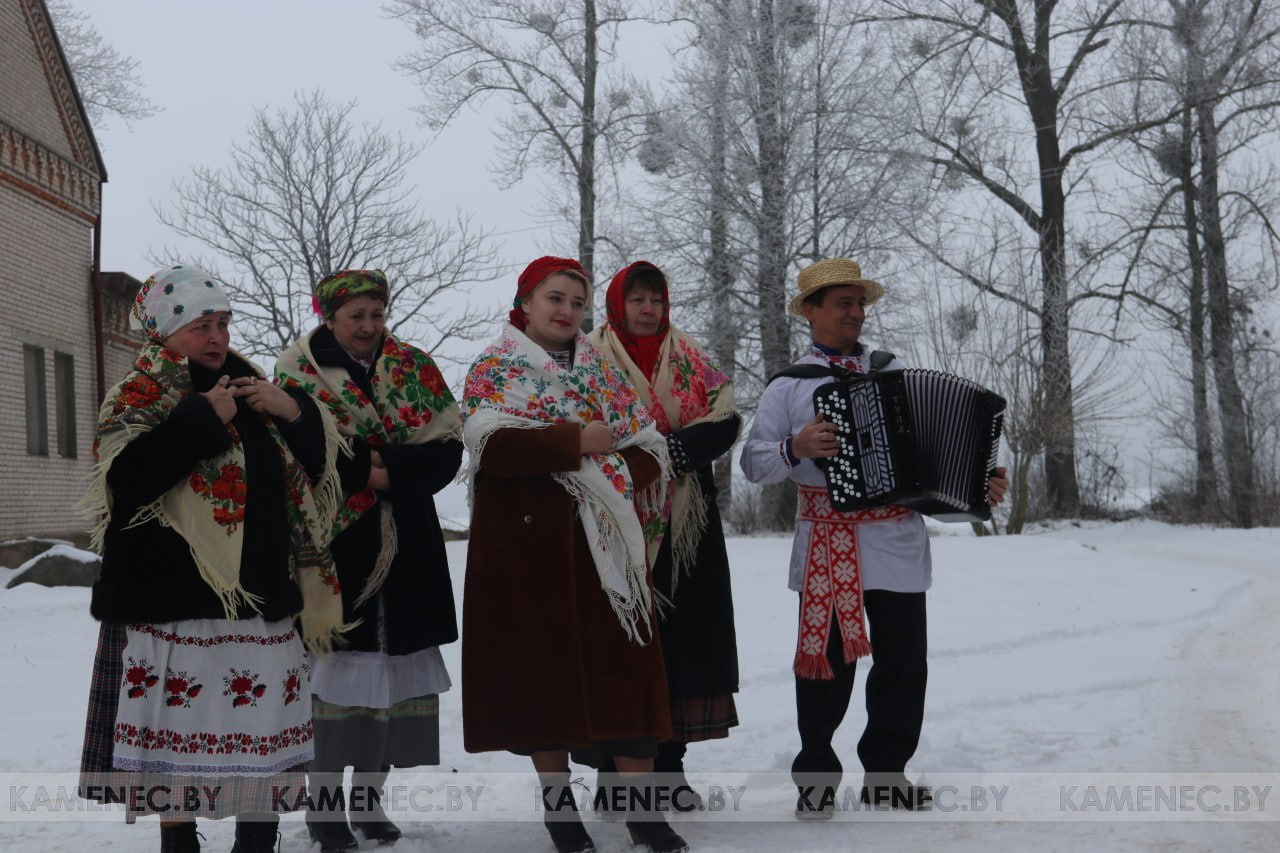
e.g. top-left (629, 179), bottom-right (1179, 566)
top-left (79, 620), bottom-right (312, 821)
top-left (671, 693), bottom-right (739, 743)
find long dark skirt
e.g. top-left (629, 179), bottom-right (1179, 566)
top-left (310, 695), bottom-right (440, 770)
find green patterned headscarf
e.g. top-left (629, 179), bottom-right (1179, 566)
top-left (313, 269), bottom-right (389, 320)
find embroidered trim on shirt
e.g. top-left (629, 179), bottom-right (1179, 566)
top-left (778, 439), bottom-right (795, 469)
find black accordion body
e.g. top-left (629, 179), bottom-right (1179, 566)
top-left (812, 369), bottom-right (1006, 522)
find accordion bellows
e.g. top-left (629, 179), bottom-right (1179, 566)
top-left (813, 369), bottom-right (1006, 522)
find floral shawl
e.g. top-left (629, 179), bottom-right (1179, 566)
top-left (83, 344), bottom-right (347, 654)
top-left (460, 323), bottom-right (670, 643)
top-left (274, 329), bottom-right (462, 606)
top-left (588, 323), bottom-right (736, 576)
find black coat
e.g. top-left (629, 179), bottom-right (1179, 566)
top-left (91, 354), bottom-right (326, 624)
top-left (656, 415), bottom-right (741, 698)
top-left (310, 328), bottom-right (461, 655)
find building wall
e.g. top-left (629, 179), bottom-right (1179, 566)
top-left (0, 0), bottom-right (103, 541)
top-left (0, 185), bottom-right (97, 539)
top-left (101, 274), bottom-right (145, 388)
top-left (0, 0), bottom-right (89, 163)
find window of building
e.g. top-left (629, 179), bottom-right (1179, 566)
top-left (55, 351), bottom-right (77, 458)
top-left (23, 345), bottom-right (48, 456)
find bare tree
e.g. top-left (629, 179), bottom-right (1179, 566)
top-left (1173, 0), bottom-right (1280, 527)
top-left (387, 0), bottom-right (653, 305)
top-left (634, 1), bottom-right (920, 530)
top-left (1113, 0), bottom-right (1280, 526)
top-left (868, 1), bottom-right (1173, 518)
top-left (46, 0), bottom-right (158, 127)
top-left (155, 91), bottom-right (495, 361)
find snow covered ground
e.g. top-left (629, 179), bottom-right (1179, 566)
top-left (2, 520), bottom-right (1278, 851)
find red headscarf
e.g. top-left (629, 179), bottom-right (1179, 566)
top-left (510, 256), bottom-right (589, 330)
top-left (605, 261), bottom-right (671, 381)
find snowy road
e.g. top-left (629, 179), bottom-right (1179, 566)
top-left (2, 521), bottom-right (1277, 851)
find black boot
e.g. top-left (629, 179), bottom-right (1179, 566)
top-left (859, 773), bottom-right (932, 810)
top-left (655, 740), bottom-right (703, 811)
top-left (306, 771), bottom-right (358, 853)
top-left (626, 814), bottom-right (690, 853)
top-left (350, 767), bottom-right (403, 845)
top-left (542, 773), bottom-right (595, 853)
top-left (229, 814), bottom-right (280, 853)
top-left (622, 774), bottom-right (690, 853)
top-left (159, 822), bottom-right (201, 853)
top-left (306, 811), bottom-right (359, 853)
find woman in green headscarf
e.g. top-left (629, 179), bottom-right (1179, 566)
top-left (275, 269), bottom-right (463, 852)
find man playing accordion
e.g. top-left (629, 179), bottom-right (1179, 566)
top-left (740, 258), bottom-right (1008, 818)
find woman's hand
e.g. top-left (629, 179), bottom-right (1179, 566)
top-left (370, 449), bottom-right (385, 468)
top-left (201, 375), bottom-right (237, 424)
top-left (367, 466), bottom-right (391, 491)
top-left (580, 420), bottom-right (613, 455)
top-left (230, 376), bottom-right (302, 421)
top-left (987, 466), bottom-right (1010, 506)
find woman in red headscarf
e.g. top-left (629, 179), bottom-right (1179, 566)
top-left (460, 257), bottom-right (689, 853)
top-left (589, 261), bottom-right (741, 808)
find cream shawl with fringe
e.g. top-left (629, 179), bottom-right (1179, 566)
top-left (588, 323), bottom-right (737, 580)
top-left (83, 344), bottom-right (348, 654)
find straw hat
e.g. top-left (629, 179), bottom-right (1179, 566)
top-left (789, 258), bottom-right (884, 316)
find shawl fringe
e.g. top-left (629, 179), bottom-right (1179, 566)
top-left (587, 324), bottom-right (738, 601)
top-left (461, 324), bottom-right (671, 644)
top-left (83, 346), bottom-right (348, 648)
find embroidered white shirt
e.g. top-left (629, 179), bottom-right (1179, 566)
top-left (739, 351), bottom-right (933, 593)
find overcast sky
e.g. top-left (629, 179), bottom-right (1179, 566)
top-left (84, 0), bottom-right (571, 342)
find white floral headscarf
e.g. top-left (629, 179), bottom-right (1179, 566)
top-left (130, 265), bottom-right (232, 341)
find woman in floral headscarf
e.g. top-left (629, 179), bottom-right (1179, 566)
top-left (460, 257), bottom-right (689, 853)
top-left (588, 261), bottom-right (741, 809)
top-left (78, 265), bottom-right (344, 853)
top-left (275, 268), bottom-right (462, 853)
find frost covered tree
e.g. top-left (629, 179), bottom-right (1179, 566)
top-left (387, 0), bottom-right (653, 306)
top-left (46, 0), bottom-right (158, 126)
top-left (156, 92), bottom-right (495, 361)
top-left (868, 0), bottom-right (1166, 518)
top-left (1117, 0), bottom-right (1280, 526)
top-left (637, 1), bottom-right (918, 529)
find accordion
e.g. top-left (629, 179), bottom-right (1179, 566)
top-left (812, 369), bottom-right (1006, 521)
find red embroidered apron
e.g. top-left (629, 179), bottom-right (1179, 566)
top-left (794, 485), bottom-right (911, 680)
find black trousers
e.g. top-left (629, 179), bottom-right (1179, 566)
top-left (791, 590), bottom-right (927, 792)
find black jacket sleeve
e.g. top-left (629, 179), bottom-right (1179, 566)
top-left (379, 438), bottom-right (464, 498)
top-left (273, 390), bottom-right (326, 484)
top-left (337, 438), bottom-right (373, 493)
top-left (667, 413), bottom-right (742, 477)
top-left (105, 395), bottom-right (232, 514)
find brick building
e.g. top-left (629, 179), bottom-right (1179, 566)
top-left (0, 0), bottom-right (109, 541)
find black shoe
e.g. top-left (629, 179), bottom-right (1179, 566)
top-left (350, 802), bottom-right (403, 845)
top-left (794, 786), bottom-right (836, 820)
top-left (305, 810), bottom-right (359, 853)
top-left (626, 816), bottom-right (690, 853)
top-left (230, 816), bottom-right (281, 853)
top-left (159, 822), bottom-right (202, 853)
top-left (859, 774), bottom-right (932, 810)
